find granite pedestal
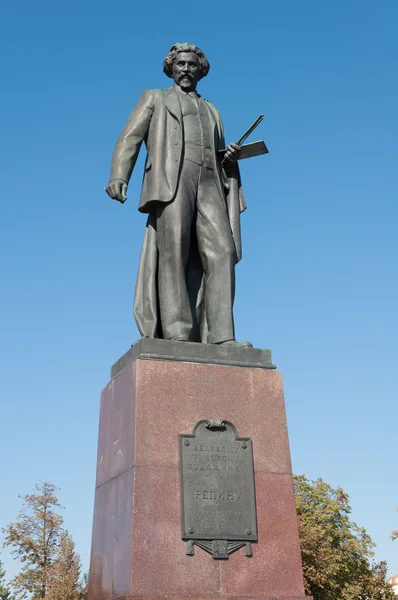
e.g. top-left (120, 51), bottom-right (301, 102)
top-left (88, 339), bottom-right (311, 600)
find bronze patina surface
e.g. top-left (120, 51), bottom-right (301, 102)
top-left (105, 43), bottom-right (267, 347)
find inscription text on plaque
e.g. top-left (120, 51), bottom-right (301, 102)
top-left (179, 420), bottom-right (257, 559)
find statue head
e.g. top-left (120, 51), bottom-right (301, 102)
top-left (163, 43), bottom-right (210, 91)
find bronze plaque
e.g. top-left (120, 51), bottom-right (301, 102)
top-left (179, 420), bottom-right (257, 559)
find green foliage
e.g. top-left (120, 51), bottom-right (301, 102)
top-left (392, 506), bottom-right (397, 541)
top-left (2, 482), bottom-right (64, 599)
top-left (46, 532), bottom-right (82, 600)
top-left (0, 558), bottom-right (16, 600)
top-left (294, 475), bottom-right (395, 600)
top-left (79, 572), bottom-right (89, 599)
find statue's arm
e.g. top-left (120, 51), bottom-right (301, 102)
top-left (106, 90), bottom-right (155, 203)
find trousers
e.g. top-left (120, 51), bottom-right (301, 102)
top-left (155, 159), bottom-right (236, 344)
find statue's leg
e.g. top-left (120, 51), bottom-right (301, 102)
top-left (185, 231), bottom-right (204, 343)
top-left (155, 160), bottom-right (199, 341)
top-left (196, 166), bottom-right (236, 344)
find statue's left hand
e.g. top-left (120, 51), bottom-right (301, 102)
top-left (223, 143), bottom-right (241, 164)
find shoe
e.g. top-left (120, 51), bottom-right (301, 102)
top-left (216, 339), bottom-right (253, 348)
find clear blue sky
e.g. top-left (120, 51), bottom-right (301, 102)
top-left (1, 0), bottom-right (397, 583)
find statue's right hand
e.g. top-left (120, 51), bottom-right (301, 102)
top-left (105, 179), bottom-right (127, 204)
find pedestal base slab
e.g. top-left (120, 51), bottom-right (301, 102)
top-left (112, 596), bottom-right (311, 600)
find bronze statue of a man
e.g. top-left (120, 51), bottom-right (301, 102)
top-left (106, 43), bottom-right (251, 347)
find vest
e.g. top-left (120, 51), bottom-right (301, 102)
top-left (178, 91), bottom-right (214, 169)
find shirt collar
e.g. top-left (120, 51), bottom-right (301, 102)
top-left (174, 83), bottom-right (199, 99)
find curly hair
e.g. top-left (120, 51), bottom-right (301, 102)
top-left (163, 43), bottom-right (210, 80)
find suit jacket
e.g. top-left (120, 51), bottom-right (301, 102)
top-left (109, 85), bottom-right (246, 225)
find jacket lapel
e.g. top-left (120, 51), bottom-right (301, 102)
top-left (164, 86), bottom-right (182, 122)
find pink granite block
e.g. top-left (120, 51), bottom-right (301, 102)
top-left (89, 354), bottom-right (310, 600)
top-left (96, 381), bottom-right (113, 488)
top-left (110, 363), bottom-right (136, 480)
top-left (220, 474), bottom-right (305, 597)
top-left (89, 480), bottom-right (115, 600)
top-left (130, 467), bottom-right (220, 597)
top-left (117, 596), bottom-right (311, 600)
top-left (113, 468), bottom-right (134, 598)
top-left (134, 361), bottom-right (291, 474)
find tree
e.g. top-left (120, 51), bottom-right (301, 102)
top-left (46, 532), bottom-right (82, 600)
top-left (0, 558), bottom-right (15, 600)
top-left (2, 482), bottom-right (63, 599)
top-left (294, 475), bottom-right (395, 600)
top-left (392, 507), bottom-right (397, 541)
top-left (80, 573), bottom-right (89, 600)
